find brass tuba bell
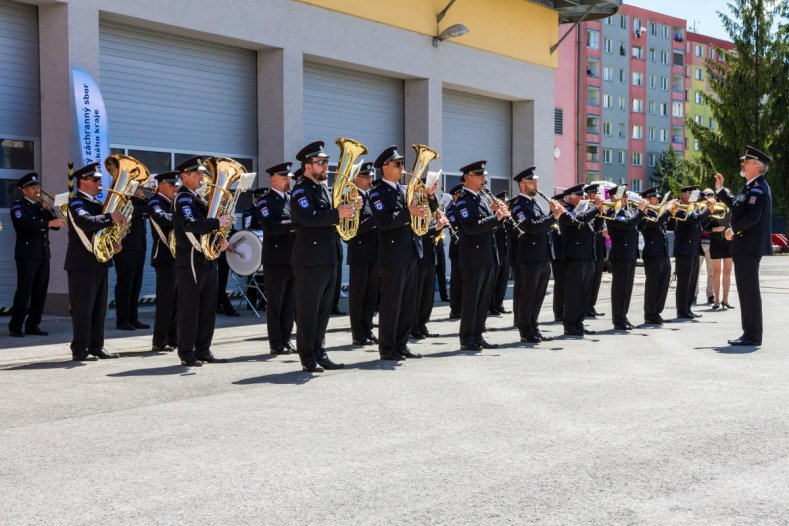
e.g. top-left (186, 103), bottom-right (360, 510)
top-left (333, 137), bottom-right (368, 241)
top-left (406, 144), bottom-right (440, 237)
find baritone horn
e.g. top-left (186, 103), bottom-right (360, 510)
top-left (406, 144), bottom-right (440, 237)
top-left (333, 137), bottom-right (368, 241)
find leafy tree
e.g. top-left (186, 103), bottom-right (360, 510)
top-left (653, 147), bottom-right (697, 197)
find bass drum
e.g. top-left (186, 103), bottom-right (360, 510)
top-left (226, 229), bottom-right (264, 276)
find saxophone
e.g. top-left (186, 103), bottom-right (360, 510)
top-left (406, 144), bottom-right (440, 236)
top-left (333, 137), bottom-right (368, 241)
top-left (200, 157), bottom-right (256, 260)
top-left (92, 154), bottom-right (150, 263)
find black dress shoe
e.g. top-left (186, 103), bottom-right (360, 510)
top-left (9, 329), bottom-right (24, 337)
top-left (643, 317), bottom-right (663, 325)
top-left (582, 328), bottom-right (596, 335)
top-left (460, 342), bottom-right (482, 351)
top-left (116, 322), bottom-right (136, 331)
top-left (409, 332), bottom-right (426, 340)
top-left (449, 312), bottom-right (461, 320)
top-left (420, 328), bottom-right (437, 338)
top-left (498, 307), bottom-right (512, 314)
top-left (728, 337), bottom-right (760, 346)
top-left (25, 327), bottom-right (48, 336)
top-left (270, 348), bottom-right (291, 355)
top-left (284, 341), bottom-right (297, 353)
top-left (365, 334), bottom-right (379, 344)
top-left (73, 353), bottom-right (98, 362)
top-left (478, 339), bottom-right (499, 349)
top-left (131, 321), bottom-right (150, 329)
top-left (399, 348), bottom-right (422, 359)
top-left (318, 358), bottom-right (345, 370)
top-left (563, 329), bottom-right (584, 336)
top-left (585, 310), bottom-right (598, 318)
top-left (151, 344), bottom-right (176, 353)
top-left (380, 353), bottom-right (406, 361)
top-left (200, 355), bottom-right (229, 364)
top-left (488, 309), bottom-right (502, 317)
top-left (535, 332), bottom-right (553, 342)
top-left (331, 309), bottom-right (346, 316)
top-left (181, 359), bottom-right (204, 367)
top-left (613, 324), bottom-right (631, 331)
top-left (521, 335), bottom-right (540, 343)
top-left (302, 364), bottom-right (324, 372)
top-left (352, 338), bottom-right (370, 346)
top-left (688, 311), bottom-right (702, 318)
top-left (94, 349), bottom-right (120, 359)
top-left (676, 314), bottom-right (695, 320)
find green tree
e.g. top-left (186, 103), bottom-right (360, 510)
top-left (687, 0), bottom-right (789, 231)
top-left (654, 147), bottom-right (696, 197)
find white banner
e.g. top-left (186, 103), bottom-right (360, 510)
top-left (71, 66), bottom-right (111, 202)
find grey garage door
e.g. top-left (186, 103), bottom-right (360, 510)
top-left (0, 0), bottom-right (39, 310)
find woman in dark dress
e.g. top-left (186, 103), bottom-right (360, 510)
top-left (708, 201), bottom-right (734, 310)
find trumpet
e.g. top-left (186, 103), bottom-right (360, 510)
top-left (670, 201), bottom-right (708, 221)
top-left (481, 187), bottom-right (524, 237)
top-left (626, 196), bottom-right (672, 223)
top-left (709, 202), bottom-right (729, 220)
top-left (37, 189), bottom-right (69, 223)
top-left (595, 199), bottom-right (625, 220)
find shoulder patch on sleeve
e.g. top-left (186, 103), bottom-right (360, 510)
top-left (182, 205), bottom-right (193, 216)
top-left (459, 208), bottom-right (469, 219)
top-left (373, 200), bottom-right (384, 211)
top-left (298, 197), bottom-right (310, 209)
top-left (152, 204), bottom-right (164, 214)
top-left (750, 188), bottom-right (763, 195)
top-left (14, 209), bottom-right (23, 219)
top-left (292, 188), bottom-right (305, 197)
top-left (177, 196), bottom-right (191, 204)
top-left (260, 207), bottom-right (270, 217)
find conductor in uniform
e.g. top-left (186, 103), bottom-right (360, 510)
top-left (172, 156), bottom-right (233, 366)
top-left (638, 187), bottom-right (673, 325)
top-left (258, 162), bottom-right (296, 355)
top-left (454, 160), bottom-right (508, 351)
top-left (347, 161), bottom-right (380, 346)
top-left (147, 171), bottom-right (179, 352)
top-left (671, 185), bottom-right (712, 319)
top-left (65, 162), bottom-right (126, 361)
top-left (290, 141), bottom-right (355, 372)
top-left (8, 172), bottom-right (64, 337)
top-left (714, 145), bottom-right (773, 346)
top-left (368, 145), bottom-right (431, 360)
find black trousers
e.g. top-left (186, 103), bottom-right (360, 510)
top-left (563, 258), bottom-right (594, 332)
top-left (9, 258), bottom-right (49, 332)
top-left (68, 269), bottom-right (108, 356)
top-left (152, 263), bottom-right (177, 348)
top-left (490, 260), bottom-right (510, 311)
top-left (459, 265), bottom-right (496, 344)
top-left (449, 256), bottom-right (462, 314)
top-left (588, 253), bottom-right (605, 313)
top-left (263, 265), bottom-right (296, 351)
top-left (517, 260), bottom-right (550, 338)
top-left (294, 265), bottom-right (336, 367)
top-left (512, 261), bottom-right (521, 325)
top-left (436, 247), bottom-right (448, 300)
top-left (551, 260), bottom-right (565, 320)
top-left (114, 249), bottom-right (145, 325)
top-left (609, 258), bottom-right (636, 326)
top-left (217, 252), bottom-right (235, 313)
top-left (733, 255), bottom-right (763, 342)
top-left (332, 264), bottom-right (342, 310)
top-left (675, 255), bottom-right (699, 316)
top-left (643, 256), bottom-right (671, 319)
top-left (177, 263), bottom-right (218, 361)
top-left (415, 262), bottom-right (437, 333)
top-left (378, 261), bottom-right (418, 355)
top-left (349, 261), bottom-right (379, 340)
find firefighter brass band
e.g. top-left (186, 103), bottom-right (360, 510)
top-left (7, 144), bottom-right (772, 364)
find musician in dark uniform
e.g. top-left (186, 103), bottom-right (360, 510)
top-left (446, 184), bottom-right (463, 319)
top-left (509, 167), bottom-right (564, 343)
top-left (114, 188), bottom-right (149, 330)
top-left (455, 161), bottom-right (508, 351)
top-left (638, 187), bottom-right (673, 325)
top-left (435, 234), bottom-right (449, 302)
top-left (241, 187), bottom-right (267, 311)
top-left (147, 171), bottom-right (179, 352)
top-left (714, 145), bottom-right (773, 346)
top-left (172, 156), bottom-right (233, 367)
top-left (369, 145), bottom-right (432, 360)
top-left (585, 184), bottom-right (607, 318)
top-left (8, 172), bottom-right (64, 337)
top-left (559, 184), bottom-right (602, 336)
top-left (550, 190), bottom-right (566, 322)
top-left (347, 162), bottom-right (379, 346)
top-left (670, 185), bottom-right (712, 319)
top-left (489, 191), bottom-right (511, 316)
top-left (258, 162), bottom-right (296, 355)
top-left (505, 187), bottom-right (525, 327)
top-left (602, 187), bottom-right (646, 330)
top-left (65, 162), bottom-right (126, 361)
top-left (413, 199), bottom-right (448, 340)
top-left (290, 141), bottom-right (355, 372)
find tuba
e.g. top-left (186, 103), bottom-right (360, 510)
top-left (406, 144), bottom-right (440, 236)
top-left (200, 157), bottom-right (256, 260)
top-left (93, 154), bottom-right (150, 263)
top-left (333, 137), bottom-right (368, 241)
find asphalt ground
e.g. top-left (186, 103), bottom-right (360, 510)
top-left (2, 256), bottom-right (788, 525)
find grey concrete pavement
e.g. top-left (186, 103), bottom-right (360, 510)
top-left (2, 256), bottom-right (789, 524)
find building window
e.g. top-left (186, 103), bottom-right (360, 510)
top-left (632, 46), bottom-right (643, 59)
top-left (586, 115), bottom-right (600, 134)
top-left (673, 75), bottom-right (684, 93)
top-left (694, 68), bottom-right (704, 80)
top-left (587, 29), bottom-right (600, 49)
top-left (648, 100), bottom-right (656, 114)
top-left (660, 103), bottom-right (668, 116)
top-left (650, 22), bottom-right (657, 35)
top-left (587, 87), bottom-right (600, 107)
top-left (631, 179), bottom-right (642, 192)
top-left (695, 44), bottom-right (703, 57)
top-left (632, 125), bottom-right (643, 140)
top-left (620, 14), bottom-right (627, 29)
top-left (0, 138), bottom-right (36, 171)
top-left (604, 38), bottom-right (613, 53)
top-left (648, 153), bottom-right (656, 167)
top-left (633, 18), bottom-right (642, 33)
top-left (554, 108), bottom-right (563, 135)
top-left (694, 138), bottom-right (700, 151)
top-left (603, 149), bottom-right (613, 164)
top-left (672, 101), bottom-right (684, 118)
top-left (618, 96), bottom-right (626, 111)
top-left (661, 51), bottom-right (669, 65)
top-left (709, 117), bottom-right (715, 129)
top-left (632, 152), bottom-right (643, 166)
top-left (619, 123), bottom-right (626, 138)
top-left (586, 59), bottom-right (600, 78)
top-left (695, 115), bottom-right (703, 125)
top-left (649, 48), bottom-right (656, 62)
top-left (620, 43), bottom-right (626, 56)
top-left (662, 25), bottom-right (669, 39)
top-left (603, 94), bottom-right (612, 108)
top-left (648, 127), bottom-right (655, 141)
top-left (632, 72), bottom-right (644, 86)
top-left (661, 77), bottom-right (669, 91)
top-left (660, 128), bottom-right (669, 142)
top-left (673, 50), bottom-right (685, 67)
top-left (603, 66), bottom-right (613, 81)
top-left (649, 75), bottom-right (656, 88)
top-left (586, 144), bottom-right (600, 163)
top-left (672, 126), bottom-right (684, 144)
top-left (632, 99), bottom-right (644, 113)
top-left (603, 122), bottom-right (612, 136)
top-left (619, 68), bottom-right (626, 83)
top-left (618, 150), bottom-right (626, 164)
top-left (710, 48), bottom-right (716, 60)
top-left (605, 16), bottom-right (613, 25)
top-left (695, 91), bottom-right (704, 104)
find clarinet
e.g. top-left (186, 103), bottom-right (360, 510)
top-left (481, 187), bottom-right (525, 238)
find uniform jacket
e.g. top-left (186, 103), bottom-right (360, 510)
top-left (455, 189), bottom-right (500, 269)
top-left (605, 208), bottom-right (644, 261)
top-left (347, 189), bottom-right (378, 265)
top-left (172, 187), bottom-right (220, 269)
top-left (418, 220), bottom-right (440, 267)
top-left (506, 195), bottom-right (525, 266)
top-left (147, 193), bottom-right (175, 266)
top-left (639, 209), bottom-right (671, 258)
top-left (242, 204), bottom-right (263, 230)
top-left (289, 177), bottom-right (340, 266)
top-left (670, 206), bottom-right (710, 257)
top-left (10, 197), bottom-right (57, 260)
top-left (716, 175), bottom-right (773, 257)
top-left (64, 191), bottom-right (114, 271)
top-left (558, 202), bottom-right (599, 261)
top-left (511, 195), bottom-right (556, 264)
top-left (122, 196), bottom-right (148, 251)
top-left (493, 227), bottom-right (507, 267)
top-left (550, 226), bottom-right (564, 262)
top-left (369, 180), bottom-right (423, 266)
top-left (446, 203), bottom-right (460, 261)
top-left (258, 189), bottom-right (295, 267)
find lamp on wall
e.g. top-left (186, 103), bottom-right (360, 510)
top-left (433, 0), bottom-right (469, 47)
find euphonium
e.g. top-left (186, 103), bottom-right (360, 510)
top-left (333, 137), bottom-right (368, 241)
top-left (200, 157), bottom-right (255, 261)
top-left (93, 154), bottom-right (150, 263)
top-left (406, 144), bottom-right (440, 236)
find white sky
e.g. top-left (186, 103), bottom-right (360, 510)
top-left (623, 0), bottom-right (732, 40)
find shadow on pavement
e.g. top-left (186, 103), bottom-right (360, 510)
top-left (706, 345), bottom-right (761, 355)
top-left (107, 365), bottom-right (195, 377)
top-left (3, 360), bottom-right (88, 371)
top-left (342, 359), bottom-right (403, 371)
top-left (233, 370), bottom-right (316, 385)
top-left (424, 349), bottom-right (500, 358)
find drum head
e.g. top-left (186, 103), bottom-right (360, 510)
top-left (226, 230), bottom-right (263, 276)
